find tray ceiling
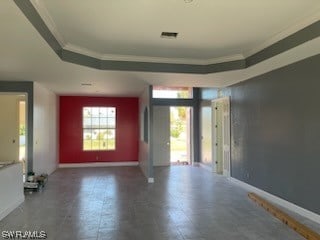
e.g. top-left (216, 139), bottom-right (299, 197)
top-left (35, 0), bottom-right (320, 64)
top-left (0, 0), bottom-right (319, 95)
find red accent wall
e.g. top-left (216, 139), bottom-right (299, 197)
top-left (59, 96), bottom-right (139, 163)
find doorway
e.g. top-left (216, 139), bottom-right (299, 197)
top-left (0, 94), bottom-right (27, 174)
top-left (152, 106), bottom-right (192, 167)
top-left (170, 107), bottom-right (191, 165)
top-left (18, 99), bottom-right (26, 174)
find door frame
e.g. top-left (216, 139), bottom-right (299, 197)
top-left (212, 97), bottom-right (231, 177)
top-left (17, 97), bottom-right (27, 174)
top-left (152, 105), bottom-right (193, 166)
top-left (150, 87), bottom-right (200, 173)
top-left (0, 93), bottom-right (28, 169)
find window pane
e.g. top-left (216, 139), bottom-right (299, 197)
top-left (100, 140), bottom-right (108, 150)
top-left (97, 129), bottom-right (107, 140)
top-left (100, 118), bottom-right (107, 128)
top-left (107, 129), bottom-right (115, 139)
top-left (83, 140), bottom-right (92, 150)
top-left (91, 107), bottom-right (100, 117)
top-left (107, 108), bottom-right (116, 118)
top-left (83, 107), bottom-right (91, 117)
top-left (100, 107), bottom-right (107, 117)
top-left (108, 139), bottom-right (115, 150)
top-left (83, 129), bottom-right (92, 150)
top-left (83, 129), bottom-right (92, 140)
top-left (92, 140), bottom-right (100, 150)
top-left (83, 117), bottom-right (92, 128)
top-left (92, 118), bottom-right (99, 128)
top-left (92, 129), bottom-right (99, 140)
top-left (152, 86), bottom-right (193, 99)
top-left (107, 118), bottom-right (116, 128)
top-left (92, 129), bottom-right (100, 150)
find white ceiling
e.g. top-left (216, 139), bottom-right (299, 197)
top-left (38, 0), bottom-right (320, 63)
top-left (0, 0), bottom-right (319, 96)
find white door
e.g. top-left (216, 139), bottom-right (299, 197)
top-left (0, 95), bottom-right (19, 162)
top-left (212, 101), bottom-right (221, 173)
top-left (222, 98), bottom-right (231, 177)
top-left (212, 97), bottom-right (231, 176)
top-left (153, 106), bottom-right (170, 166)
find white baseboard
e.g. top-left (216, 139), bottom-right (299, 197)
top-left (148, 178), bottom-right (154, 183)
top-left (0, 196), bottom-right (24, 221)
top-left (47, 163), bottom-right (59, 175)
top-left (230, 177), bottom-right (320, 224)
top-left (59, 161), bottom-right (139, 168)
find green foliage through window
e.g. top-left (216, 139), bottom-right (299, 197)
top-left (170, 107), bottom-right (187, 138)
top-left (19, 125), bottom-right (26, 136)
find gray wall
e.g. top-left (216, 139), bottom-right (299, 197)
top-left (0, 81), bottom-right (33, 172)
top-left (228, 54), bottom-right (320, 214)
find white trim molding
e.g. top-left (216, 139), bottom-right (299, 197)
top-left (59, 161), bottom-right (139, 168)
top-left (0, 196), bottom-right (24, 221)
top-left (230, 177), bottom-right (320, 224)
top-left (243, 11), bottom-right (320, 58)
top-left (64, 43), bottom-right (245, 65)
top-left (30, 0), bottom-right (66, 47)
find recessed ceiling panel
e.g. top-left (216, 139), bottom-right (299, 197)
top-left (40, 0), bottom-right (320, 61)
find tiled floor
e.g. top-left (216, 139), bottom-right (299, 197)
top-left (0, 166), bottom-right (318, 240)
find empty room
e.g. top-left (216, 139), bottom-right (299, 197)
top-left (0, 0), bottom-right (320, 240)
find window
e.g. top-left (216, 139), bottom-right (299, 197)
top-left (83, 107), bottom-right (116, 151)
top-left (152, 86), bottom-right (193, 99)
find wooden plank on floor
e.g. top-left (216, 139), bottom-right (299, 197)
top-left (248, 192), bottom-right (320, 240)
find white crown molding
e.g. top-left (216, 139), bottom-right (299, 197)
top-left (244, 10), bottom-right (320, 58)
top-left (64, 43), bottom-right (212, 65)
top-left (30, 0), bottom-right (67, 47)
top-left (63, 44), bottom-right (104, 59)
top-left (215, 36), bottom-right (320, 89)
top-left (205, 54), bottom-right (244, 65)
top-left (65, 43), bottom-right (245, 65)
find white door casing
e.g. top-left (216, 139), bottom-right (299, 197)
top-left (222, 97), bottom-right (231, 177)
top-left (212, 97), bottom-right (231, 176)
